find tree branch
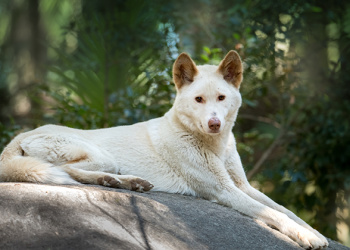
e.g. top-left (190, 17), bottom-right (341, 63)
top-left (247, 130), bottom-right (285, 180)
top-left (246, 110), bottom-right (299, 180)
top-left (239, 114), bottom-right (281, 129)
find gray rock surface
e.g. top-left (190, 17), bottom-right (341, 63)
top-left (0, 183), bottom-right (348, 250)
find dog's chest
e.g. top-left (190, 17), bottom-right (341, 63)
top-left (161, 132), bottom-right (226, 170)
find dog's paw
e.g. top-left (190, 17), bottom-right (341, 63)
top-left (115, 175), bottom-right (154, 192)
top-left (97, 175), bottom-right (121, 188)
top-left (293, 227), bottom-right (327, 249)
top-left (130, 178), bottom-right (154, 192)
top-left (311, 229), bottom-right (329, 248)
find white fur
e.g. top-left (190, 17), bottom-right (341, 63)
top-left (0, 51), bottom-right (328, 249)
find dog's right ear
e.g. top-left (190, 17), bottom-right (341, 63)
top-left (173, 53), bottom-right (198, 89)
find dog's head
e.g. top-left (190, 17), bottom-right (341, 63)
top-left (172, 50), bottom-right (243, 135)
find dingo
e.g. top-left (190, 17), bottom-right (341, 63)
top-left (0, 51), bottom-right (328, 249)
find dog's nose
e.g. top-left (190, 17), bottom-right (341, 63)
top-left (208, 117), bottom-right (221, 132)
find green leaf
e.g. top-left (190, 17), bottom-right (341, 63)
top-left (203, 46), bottom-right (211, 54)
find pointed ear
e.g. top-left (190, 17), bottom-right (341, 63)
top-left (173, 53), bottom-right (199, 89)
top-left (217, 50), bottom-right (243, 88)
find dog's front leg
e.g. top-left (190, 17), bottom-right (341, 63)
top-left (223, 142), bottom-right (328, 247)
top-left (211, 181), bottom-right (326, 249)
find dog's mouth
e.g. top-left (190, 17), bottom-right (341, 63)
top-left (207, 128), bottom-right (221, 135)
top-left (199, 123), bottom-right (221, 135)
top-left (208, 129), bottom-right (220, 134)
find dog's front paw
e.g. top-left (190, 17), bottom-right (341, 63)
top-left (130, 178), bottom-right (154, 192)
top-left (311, 229), bottom-right (329, 248)
top-left (292, 226), bottom-right (327, 249)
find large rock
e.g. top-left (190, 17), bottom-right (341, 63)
top-left (0, 183), bottom-right (348, 250)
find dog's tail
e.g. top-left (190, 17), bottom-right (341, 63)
top-left (0, 133), bottom-right (78, 185)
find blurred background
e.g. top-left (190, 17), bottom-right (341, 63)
top-left (0, 0), bottom-right (349, 245)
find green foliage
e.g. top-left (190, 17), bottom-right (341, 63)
top-left (0, 122), bottom-right (20, 152)
top-left (284, 98), bottom-right (350, 236)
top-left (0, 59), bottom-right (10, 121)
top-left (48, 91), bottom-right (104, 129)
top-left (48, 81), bottom-right (174, 129)
top-left (47, 0), bottom-right (175, 128)
top-left (200, 46), bottom-right (223, 64)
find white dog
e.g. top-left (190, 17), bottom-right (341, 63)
top-left (0, 51), bottom-right (328, 249)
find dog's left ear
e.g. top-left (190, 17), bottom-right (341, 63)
top-left (217, 50), bottom-right (243, 88)
top-left (173, 53), bottom-right (199, 89)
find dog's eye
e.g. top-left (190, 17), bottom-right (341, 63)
top-left (218, 95), bottom-right (226, 101)
top-left (195, 97), bottom-right (203, 103)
